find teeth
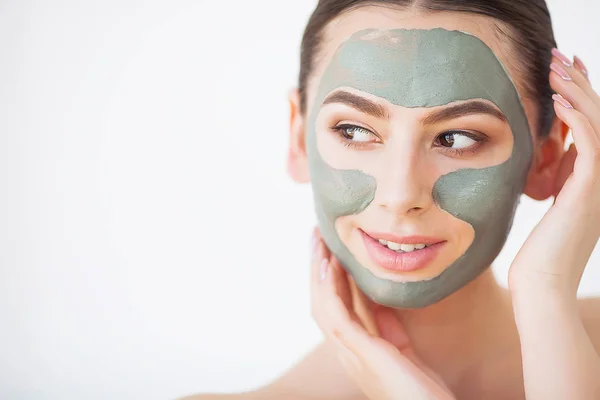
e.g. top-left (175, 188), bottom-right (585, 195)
top-left (400, 244), bottom-right (415, 252)
top-left (387, 242), bottom-right (402, 251)
top-left (379, 240), bottom-right (429, 252)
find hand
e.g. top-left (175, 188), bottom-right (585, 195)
top-left (310, 228), bottom-right (455, 400)
top-left (508, 50), bottom-right (600, 399)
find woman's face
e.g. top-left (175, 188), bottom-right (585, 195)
top-left (294, 7), bottom-right (543, 308)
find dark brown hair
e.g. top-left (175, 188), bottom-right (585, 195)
top-left (298, 0), bottom-right (557, 138)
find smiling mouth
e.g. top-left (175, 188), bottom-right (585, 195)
top-left (375, 238), bottom-right (432, 253)
top-left (359, 229), bottom-right (446, 272)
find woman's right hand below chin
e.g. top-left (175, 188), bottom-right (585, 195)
top-left (310, 227), bottom-right (455, 400)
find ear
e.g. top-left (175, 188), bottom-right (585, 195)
top-left (287, 87), bottom-right (310, 183)
top-left (523, 115), bottom-right (570, 201)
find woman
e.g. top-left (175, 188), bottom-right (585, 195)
top-left (185, 0), bottom-right (600, 399)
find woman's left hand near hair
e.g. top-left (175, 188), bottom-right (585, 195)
top-left (508, 50), bottom-right (600, 400)
top-left (310, 227), bottom-right (455, 400)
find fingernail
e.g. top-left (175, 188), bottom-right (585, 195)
top-left (550, 62), bottom-right (572, 81)
top-left (552, 48), bottom-right (573, 67)
top-left (320, 259), bottom-right (328, 281)
top-left (574, 55), bottom-right (589, 77)
top-left (552, 93), bottom-right (573, 109)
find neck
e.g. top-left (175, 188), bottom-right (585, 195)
top-left (393, 267), bottom-right (519, 385)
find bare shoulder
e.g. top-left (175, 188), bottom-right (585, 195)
top-left (261, 338), bottom-right (366, 399)
top-left (578, 296), bottom-right (600, 353)
top-left (178, 339), bottom-right (365, 400)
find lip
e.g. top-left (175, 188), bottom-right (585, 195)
top-left (363, 230), bottom-right (446, 246)
top-left (360, 229), bottom-right (447, 272)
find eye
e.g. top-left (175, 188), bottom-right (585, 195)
top-left (435, 130), bottom-right (485, 156)
top-left (330, 123), bottom-right (380, 149)
top-left (334, 124), bottom-right (376, 142)
top-left (439, 131), bottom-right (478, 149)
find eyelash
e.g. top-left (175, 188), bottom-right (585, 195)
top-left (329, 124), bottom-right (486, 156)
top-left (328, 125), bottom-right (379, 150)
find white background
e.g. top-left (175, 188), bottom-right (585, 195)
top-left (1, 1), bottom-right (599, 399)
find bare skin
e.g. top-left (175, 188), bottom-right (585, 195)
top-left (181, 286), bottom-right (600, 400)
top-left (182, 6), bottom-right (600, 400)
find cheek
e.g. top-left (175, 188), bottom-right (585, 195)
top-left (316, 127), bottom-right (346, 167)
top-left (440, 208), bottom-right (476, 255)
top-left (334, 204), bottom-right (476, 245)
top-left (333, 216), bottom-right (354, 249)
top-left (317, 124), bottom-right (515, 186)
top-left (315, 122), bottom-right (378, 172)
top-left (331, 200), bottom-right (477, 282)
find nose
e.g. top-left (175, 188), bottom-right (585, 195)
top-left (374, 143), bottom-right (435, 218)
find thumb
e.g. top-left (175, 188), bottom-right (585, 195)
top-left (374, 306), bottom-right (411, 351)
top-left (553, 142), bottom-right (577, 199)
top-left (374, 306), bottom-right (451, 392)
top-left (374, 307), bottom-right (434, 372)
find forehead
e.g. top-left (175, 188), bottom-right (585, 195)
top-left (314, 28), bottom-right (520, 114)
top-left (306, 6), bottom-right (529, 116)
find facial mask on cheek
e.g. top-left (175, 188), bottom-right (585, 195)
top-left (306, 28), bottom-right (534, 308)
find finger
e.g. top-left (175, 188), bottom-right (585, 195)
top-left (311, 225), bottom-right (319, 251)
top-left (550, 61), bottom-right (600, 135)
top-left (573, 55), bottom-right (590, 83)
top-left (310, 234), bottom-right (330, 322)
top-left (314, 256), bottom-right (374, 362)
top-left (372, 307), bottom-right (427, 367)
top-left (325, 260), bottom-right (413, 359)
top-left (326, 252), bottom-right (377, 333)
top-left (318, 256), bottom-right (375, 344)
top-left (327, 258), bottom-right (384, 337)
top-left (322, 268), bottom-right (409, 366)
top-left (552, 143), bottom-right (578, 199)
top-left (310, 243), bottom-right (367, 371)
top-left (309, 238), bottom-right (361, 366)
top-left (318, 261), bottom-right (449, 396)
top-left (552, 50), bottom-right (590, 89)
top-left (552, 95), bottom-right (600, 187)
top-left (328, 254), bottom-right (355, 314)
top-left (346, 274), bottom-right (380, 335)
top-left (312, 241), bottom-right (431, 380)
top-left (310, 236), bottom-right (363, 333)
top-left (310, 231), bottom-right (322, 281)
top-left (551, 49), bottom-right (599, 109)
top-left (347, 273), bottom-right (378, 313)
top-left (374, 307), bottom-right (411, 352)
top-left (372, 307), bottom-right (450, 389)
top-left (335, 341), bottom-right (364, 374)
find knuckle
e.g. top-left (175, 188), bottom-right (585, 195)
top-left (332, 327), bottom-right (344, 341)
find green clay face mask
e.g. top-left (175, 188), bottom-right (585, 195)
top-left (306, 28), bottom-right (534, 308)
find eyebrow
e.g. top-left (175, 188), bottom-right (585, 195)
top-left (322, 90), bottom-right (390, 120)
top-left (321, 90), bottom-right (508, 124)
top-left (421, 100), bottom-right (508, 125)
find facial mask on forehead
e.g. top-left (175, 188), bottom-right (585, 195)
top-left (306, 28), bottom-right (534, 308)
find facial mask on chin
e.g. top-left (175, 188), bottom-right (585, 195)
top-left (306, 28), bottom-right (534, 308)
